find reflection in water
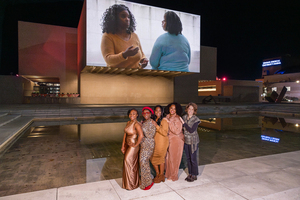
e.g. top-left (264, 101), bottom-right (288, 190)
top-left (0, 115), bottom-right (300, 197)
top-left (198, 115), bottom-right (300, 165)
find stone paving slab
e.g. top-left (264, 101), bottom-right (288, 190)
top-left (0, 151), bottom-right (299, 200)
top-left (0, 188), bottom-right (57, 200)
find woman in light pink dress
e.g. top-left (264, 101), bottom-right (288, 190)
top-left (165, 102), bottom-right (184, 181)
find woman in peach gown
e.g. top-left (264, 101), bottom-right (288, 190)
top-left (165, 102), bottom-right (184, 181)
top-left (121, 108), bottom-right (144, 190)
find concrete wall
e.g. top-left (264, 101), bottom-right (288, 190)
top-left (232, 85), bottom-right (259, 102)
top-left (18, 21), bottom-right (78, 94)
top-left (0, 75), bottom-right (31, 104)
top-left (80, 73), bottom-right (173, 104)
top-left (225, 80), bottom-right (262, 102)
top-left (174, 46), bottom-right (217, 103)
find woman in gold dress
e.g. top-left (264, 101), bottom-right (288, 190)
top-left (121, 108), bottom-right (144, 190)
top-left (165, 102), bottom-right (184, 181)
top-left (139, 107), bottom-right (156, 190)
top-left (151, 105), bottom-right (169, 183)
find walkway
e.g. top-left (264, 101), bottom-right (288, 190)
top-left (1, 151), bottom-right (299, 200)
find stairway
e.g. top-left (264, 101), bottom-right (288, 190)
top-left (0, 113), bottom-right (34, 154)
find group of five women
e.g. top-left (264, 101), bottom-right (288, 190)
top-left (121, 102), bottom-right (201, 190)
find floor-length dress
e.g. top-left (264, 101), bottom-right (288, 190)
top-left (165, 114), bottom-right (184, 181)
top-left (150, 118), bottom-right (169, 165)
top-left (139, 120), bottom-right (156, 189)
top-left (122, 121), bottom-right (140, 190)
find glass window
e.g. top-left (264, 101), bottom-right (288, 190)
top-left (198, 85), bottom-right (217, 92)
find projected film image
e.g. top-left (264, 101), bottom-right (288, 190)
top-left (87, 0), bottom-right (201, 73)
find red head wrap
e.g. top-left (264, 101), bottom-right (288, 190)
top-left (142, 107), bottom-right (154, 114)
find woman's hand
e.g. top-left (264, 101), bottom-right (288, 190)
top-left (121, 146), bottom-right (126, 154)
top-left (151, 120), bottom-right (158, 127)
top-left (122, 46), bottom-right (139, 58)
top-left (179, 117), bottom-right (185, 124)
top-left (139, 58), bottom-right (148, 68)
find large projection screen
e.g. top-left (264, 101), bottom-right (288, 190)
top-left (86, 0), bottom-right (200, 73)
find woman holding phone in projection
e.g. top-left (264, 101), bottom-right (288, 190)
top-left (150, 11), bottom-right (191, 72)
top-left (101, 4), bottom-right (148, 69)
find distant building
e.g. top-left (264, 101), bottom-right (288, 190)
top-left (257, 55), bottom-right (300, 103)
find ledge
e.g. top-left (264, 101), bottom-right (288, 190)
top-left (81, 66), bottom-right (194, 77)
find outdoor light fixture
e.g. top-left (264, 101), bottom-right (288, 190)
top-left (222, 77), bottom-right (226, 81)
top-left (296, 80), bottom-right (299, 83)
top-left (296, 124), bottom-right (299, 127)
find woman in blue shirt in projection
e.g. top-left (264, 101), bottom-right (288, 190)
top-left (150, 11), bottom-right (191, 72)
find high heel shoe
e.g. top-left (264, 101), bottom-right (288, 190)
top-left (153, 176), bottom-right (160, 183)
top-left (160, 174), bottom-right (165, 182)
top-left (143, 182), bottom-right (154, 190)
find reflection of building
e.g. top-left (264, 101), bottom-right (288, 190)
top-left (199, 115), bottom-right (300, 144)
top-left (256, 55), bottom-right (300, 102)
top-left (199, 117), bottom-right (261, 131)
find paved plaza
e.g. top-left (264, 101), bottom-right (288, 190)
top-left (0, 103), bottom-right (299, 199)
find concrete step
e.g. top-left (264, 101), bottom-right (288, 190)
top-left (0, 114), bottom-right (21, 127)
top-left (0, 112), bottom-right (8, 117)
top-left (0, 116), bottom-right (34, 154)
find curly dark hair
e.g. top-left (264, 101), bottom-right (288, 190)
top-left (153, 105), bottom-right (164, 125)
top-left (101, 4), bottom-right (136, 34)
top-left (165, 11), bottom-right (182, 35)
top-left (164, 102), bottom-right (183, 116)
top-left (127, 108), bottom-right (139, 118)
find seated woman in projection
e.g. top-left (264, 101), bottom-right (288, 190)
top-left (101, 4), bottom-right (148, 69)
top-left (150, 11), bottom-right (191, 72)
top-left (121, 108), bottom-right (144, 190)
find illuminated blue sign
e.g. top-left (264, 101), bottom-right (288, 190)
top-left (261, 135), bottom-right (280, 143)
top-left (262, 59), bottom-right (281, 67)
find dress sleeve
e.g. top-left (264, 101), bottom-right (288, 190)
top-left (149, 38), bottom-right (162, 70)
top-left (156, 118), bottom-right (168, 136)
top-left (169, 116), bottom-right (183, 135)
top-left (183, 121), bottom-right (200, 133)
top-left (101, 34), bottom-right (127, 66)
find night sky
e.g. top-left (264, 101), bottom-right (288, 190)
top-left (1, 0), bottom-right (299, 80)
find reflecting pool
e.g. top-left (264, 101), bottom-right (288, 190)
top-left (0, 115), bottom-right (299, 197)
